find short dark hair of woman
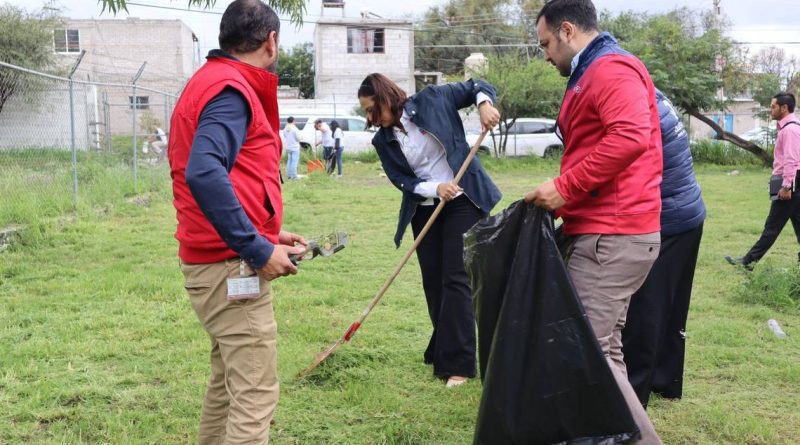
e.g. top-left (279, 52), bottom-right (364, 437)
top-left (330, 120), bottom-right (340, 133)
top-left (536, 0), bottom-right (598, 32)
top-left (287, 116), bottom-right (295, 123)
top-left (357, 73), bottom-right (408, 128)
top-left (219, 0), bottom-right (280, 54)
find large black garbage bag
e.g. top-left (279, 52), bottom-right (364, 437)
top-left (464, 201), bottom-right (639, 445)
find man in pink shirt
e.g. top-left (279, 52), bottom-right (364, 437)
top-left (726, 91), bottom-right (800, 269)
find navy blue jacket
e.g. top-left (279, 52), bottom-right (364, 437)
top-left (656, 90), bottom-right (706, 236)
top-left (372, 79), bottom-right (503, 247)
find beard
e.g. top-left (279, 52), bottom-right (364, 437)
top-left (266, 59), bottom-right (278, 73)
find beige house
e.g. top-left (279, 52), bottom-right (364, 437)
top-left (313, 15), bottom-right (414, 111)
top-left (56, 18), bottom-right (199, 136)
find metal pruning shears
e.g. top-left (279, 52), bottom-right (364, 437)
top-left (289, 231), bottom-right (348, 265)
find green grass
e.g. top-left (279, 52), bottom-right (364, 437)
top-left (1, 159), bottom-right (799, 444)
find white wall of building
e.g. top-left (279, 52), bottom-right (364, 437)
top-left (314, 17), bottom-right (414, 108)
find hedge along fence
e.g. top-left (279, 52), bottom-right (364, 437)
top-left (690, 138), bottom-right (773, 166)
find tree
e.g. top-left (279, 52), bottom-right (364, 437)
top-left (0, 5), bottom-right (61, 114)
top-left (603, 8), bottom-right (773, 166)
top-left (753, 46), bottom-right (798, 89)
top-left (99, 0), bottom-right (306, 26)
top-left (477, 54), bottom-right (564, 156)
top-left (278, 43), bottom-right (314, 99)
top-left (414, 0), bottom-right (541, 76)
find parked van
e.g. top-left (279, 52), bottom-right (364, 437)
top-left (279, 114), bottom-right (376, 153)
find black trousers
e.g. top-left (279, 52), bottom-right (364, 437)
top-left (411, 195), bottom-right (484, 378)
top-left (744, 191), bottom-right (800, 263)
top-left (622, 224), bottom-right (703, 407)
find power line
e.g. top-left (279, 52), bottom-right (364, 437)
top-left (416, 44), bottom-right (537, 48)
top-left (735, 42), bottom-right (800, 45)
top-left (123, 1), bottom-right (528, 42)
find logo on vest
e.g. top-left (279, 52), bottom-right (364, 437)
top-left (573, 84), bottom-right (583, 94)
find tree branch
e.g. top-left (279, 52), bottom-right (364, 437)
top-left (687, 107), bottom-right (773, 167)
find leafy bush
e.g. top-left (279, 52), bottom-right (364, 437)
top-left (691, 139), bottom-right (769, 166)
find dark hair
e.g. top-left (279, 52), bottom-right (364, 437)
top-left (330, 120), bottom-right (340, 134)
top-left (219, 0), bottom-right (280, 54)
top-left (357, 73), bottom-right (407, 128)
top-left (774, 91), bottom-right (796, 113)
top-left (536, 0), bottom-right (598, 33)
top-left (314, 119), bottom-right (323, 125)
top-left (287, 116), bottom-right (294, 123)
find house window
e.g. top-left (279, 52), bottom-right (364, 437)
top-left (129, 96), bottom-right (150, 110)
top-left (54, 29), bottom-right (80, 53)
top-left (347, 27), bottom-right (384, 54)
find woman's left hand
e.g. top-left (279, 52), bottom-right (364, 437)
top-left (478, 102), bottom-right (501, 132)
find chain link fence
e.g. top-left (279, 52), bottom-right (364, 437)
top-left (0, 59), bottom-right (179, 229)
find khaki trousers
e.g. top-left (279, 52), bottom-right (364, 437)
top-left (567, 233), bottom-right (663, 445)
top-left (181, 258), bottom-right (279, 445)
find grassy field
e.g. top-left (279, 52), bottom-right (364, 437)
top-left (1, 157), bottom-right (799, 444)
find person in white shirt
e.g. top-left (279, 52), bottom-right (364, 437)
top-left (314, 119), bottom-right (335, 173)
top-left (330, 120), bottom-right (344, 176)
top-left (147, 125), bottom-right (168, 161)
top-left (282, 116), bottom-right (302, 179)
top-left (358, 73), bottom-right (502, 388)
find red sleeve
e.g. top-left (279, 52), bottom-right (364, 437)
top-left (555, 59), bottom-right (653, 201)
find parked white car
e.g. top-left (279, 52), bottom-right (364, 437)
top-left (738, 126), bottom-right (775, 145)
top-left (466, 118), bottom-right (563, 157)
top-left (279, 114), bottom-right (375, 153)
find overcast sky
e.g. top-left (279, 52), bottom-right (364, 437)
top-left (9, 0), bottom-right (800, 58)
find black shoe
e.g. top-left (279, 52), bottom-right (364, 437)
top-left (725, 255), bottom-right (754, 271)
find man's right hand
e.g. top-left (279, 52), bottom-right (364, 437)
top-left (259, 244), bottom-right (307, 281)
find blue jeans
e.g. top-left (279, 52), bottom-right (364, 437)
top-left (335, 147), bottom-right (343, 176)
top-left (286, 149), bottom-right (299, 179)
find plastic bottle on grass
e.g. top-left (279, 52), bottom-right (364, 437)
top-left (767, 319), bottom-right (787, 339)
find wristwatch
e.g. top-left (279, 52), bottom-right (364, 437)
top-left (782, 185), bottom-right (792, 191)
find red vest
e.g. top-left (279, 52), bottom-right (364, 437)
top-left (554, 55), bottom-right (662, 235)
top-left (169, 57), bottom-right (283, 264)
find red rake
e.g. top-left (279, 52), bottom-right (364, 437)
top-left (297, 130), bottom-right (489, 378)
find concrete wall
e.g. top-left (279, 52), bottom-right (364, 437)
top-left (314, 18), bottom-right (414, 106)
top-left (687, 99), bottom-right (763, 140)
top-left (0, 84), bottom-right (95, 150)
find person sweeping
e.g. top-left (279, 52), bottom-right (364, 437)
top-left (357, 73), bottom-right (502, 387)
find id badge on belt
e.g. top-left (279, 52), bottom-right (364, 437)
top-left (226, 259), bottom-right (260, 300)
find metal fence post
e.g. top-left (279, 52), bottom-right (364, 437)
top-left (103, 92), bottom-right (111, 152)
top-left (68, 50), bottom-right (86, 206)
top-left (84, 75), bottom-right (91, 151)
top-left (131, 62), bottom-right (146, 192)
top-left (163, 93), bottom-right (169, 135)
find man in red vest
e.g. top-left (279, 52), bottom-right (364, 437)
top-left (525, 0), bottom-right (663, 443)
top-left (168, 1), bottom-right (306, 443)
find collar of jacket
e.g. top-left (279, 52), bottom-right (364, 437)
top-left (567, 32), bottom-right (630, 88)
top-left (400, 94), bottom-right (446, 144)
top-left (206, 49), bottom-right (280, 131)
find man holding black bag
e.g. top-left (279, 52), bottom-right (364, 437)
top-left (726, 92), bottom-right (800, 270)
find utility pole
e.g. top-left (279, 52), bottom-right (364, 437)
top-left (712, 0), bottom-right (722, 30)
